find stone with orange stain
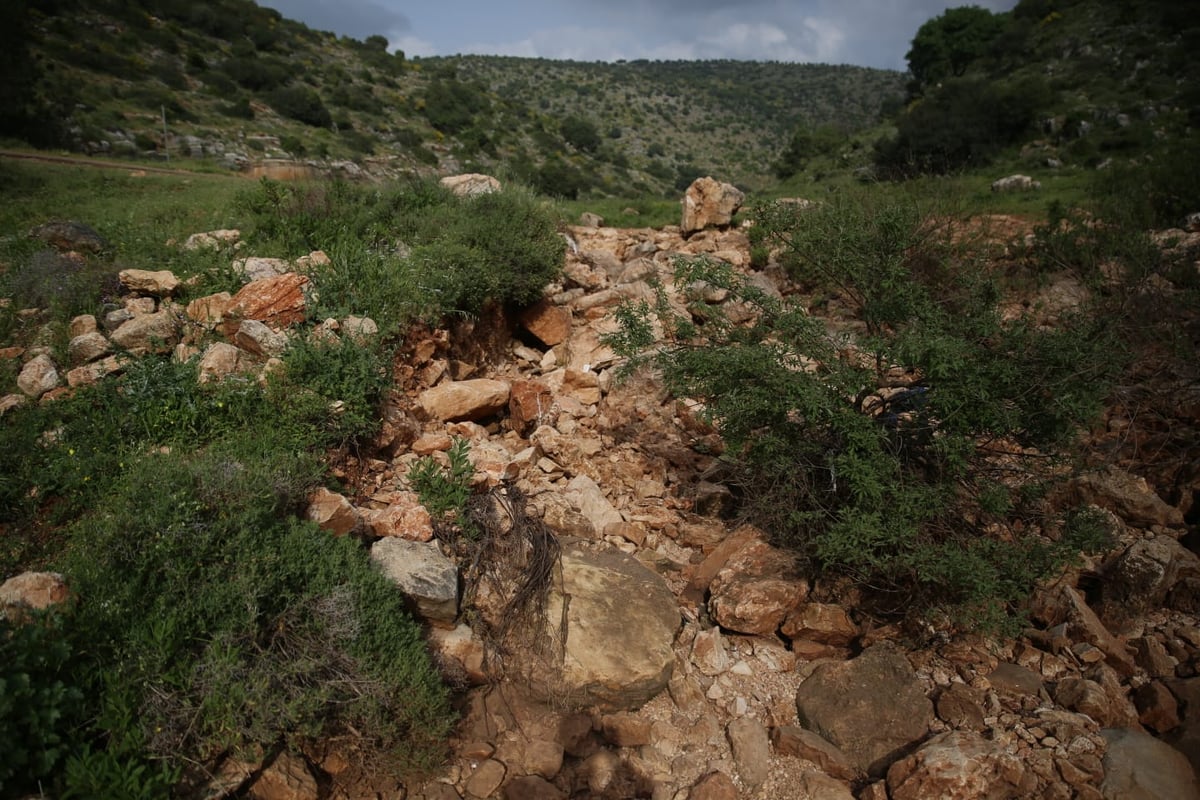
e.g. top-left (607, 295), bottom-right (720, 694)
top-left (221, 273), bottom-right (309, 337)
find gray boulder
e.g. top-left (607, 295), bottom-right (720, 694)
top-left (1101, 727), bottom-right (1200, 800)
top-left (530, 539), bottom-right (679, 711)
top-left (370, 538), bottom-right (459, 626)
top-left (795, 642), bottom-right (933, 778)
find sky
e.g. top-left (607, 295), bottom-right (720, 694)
top-left (258, 0), bottom-right (1020, 71)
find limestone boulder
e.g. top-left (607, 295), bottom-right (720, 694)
top-left (17, 354), bottom-right (60, 398)
top-left (234, 257), bottom-right (290, 282)
top-left (68, 331), bottom-right (111, 365)
top-left (110, 309), bottom-right (180, 355)
top-left (509, 379), bottom-right (555, 434)
top-left (771, 725), bottom-right (860, 781)
top-left (222, 273), bottom-right (310, 335)
top-left (364, 493), bottom-right (434, 541)
top-left (197, 342), bottom-right (255, 384)
top-left (781, 602), bottom-right (859, 646)
top-left (687, 771), bottom-right (737, 800)
top-left (991, 174), bottom-right (1042, 193)
top-left (532, 539), bottom-right (679, 711)
top-left (708, 535), bottom-right (807, 636)
top-left (1032, 583), bottom-right (1137, 676)
top-left (429, 623), bottom-right (489, 685)
top-left (340, 315), bottom-right (377, 344)
top-left (681, 177), bottom-right (745, 235)
top-left (795, 643), bottom-right (934, 778)
top-left (29, 220), bottom-right (107, 252)
top-left (370, 538), bottom-right (459, 626)
top-left (440, 173), bottom-right (501, 197)
top-left (183, 228), bottom-right (240, 251)
top-left (248, 751), bottom-right (318, 800)
top-left (887, 730), bottom-right (1036, 799)
top-left (119, 268), bottom-right (180, 297)
top-left (66, 355), bottom-right (122, 387)
top-left (1, 571), bottom-right (71, 618)
top-left (1102, 537), bottom-right (1200, 614)
top-left (418, 379), bottom-right (511, 422)
top-left (1101, 727), bottom-right (1200, 800)
top-left (186, 292), bottom-right (234, 326)
top-left (234, 319), bottom-right (289, 358)
top-left (68, 314), bottom-right (97, 338)
top-left (304, 488), bottom-right (361, 537)
top-left (1066, 466), bottom-right (1184, 529)
top-left (520, 300), bottom-right (573, 347)
top-left (0, 394), bottom-right (27, 416)
top-left (563, 474), bottom-right (623, 535)
top-left (727, 717), bottom-right (771, 791)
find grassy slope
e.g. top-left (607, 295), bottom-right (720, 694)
top-left (21, 0), bottom-right (904, 197)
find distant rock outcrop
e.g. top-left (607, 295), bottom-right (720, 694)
top-left (681, 177), bottom-right (744, 235)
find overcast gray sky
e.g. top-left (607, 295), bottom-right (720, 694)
top-left (259, 0), bottom-right (1019, 71)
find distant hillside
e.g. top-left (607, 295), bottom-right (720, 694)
top-left (4, 0), bottom-right (905, 196)
top-left (870, 0), bottom-right (1199, 181)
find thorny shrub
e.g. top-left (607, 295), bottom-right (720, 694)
top-left (607, 191), bottom-right (1121, 630)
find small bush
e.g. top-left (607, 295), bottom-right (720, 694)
top-left (60, 445), bottom-right (451, 773)
top-left (409, 437), bottom-right (477, 537)
top-left (2, 249), bottom-right (118, 319)
top-left (220, 56), bottom-right (289, 91)
top-left (237, 178), bottom-right (564, 316)
top-left (875, 76), bottom-right (1054, 176)
top-left (272, 335), bottom-right (391, 447)
top-left (607, 191), bottom-right (1120, 628)
top-left (0, 615), bottom-right (85, 795)
top-left (266, 86), bottom-right (332, 128)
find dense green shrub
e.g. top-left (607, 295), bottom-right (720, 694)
top-left (422, 78), bottom-right (490, 135)
top-left (220, 55), bottom-right (289, 91)
top-left (608, 191), bottom-right (1119, 628)
top-left (1, 249), bottom-right (119, 320)
top-left (1, 333), bottom-right (451, 789)
top-left (0, 615), bottom-right (85, 795)
top-left (561, 115), bottom-right (601, 153)
top-left (406, 187), bottom-right (566, 311)
top-left (237, 178), bottom-right (564, 317)
top-left (875, 76), bottom-right (1054, 176)
top-left (266, 85), bottom-right (333, 128)
top-left (532, 158), bottom-right (589, 200)
top-left (906, 5), bottom-right (1006, 94)
top-left (774, 124), bottom-right (842, 178)
top-left (329, 82), bottom-right (383, 115)
top-left (273, 335), bottom-right (390, 447)
top-left (60, 444), bottom-right (451, 773)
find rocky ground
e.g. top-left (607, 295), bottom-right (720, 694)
top-left (4, 179), bottom-right (1200, 800)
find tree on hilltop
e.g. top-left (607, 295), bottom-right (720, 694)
top-left (906, 5), bottom-right (1006, 94)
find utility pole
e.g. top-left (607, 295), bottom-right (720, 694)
top-left (161, 106), bottom-right (169, 162)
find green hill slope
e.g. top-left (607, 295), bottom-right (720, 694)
top-left (6, 0), bottom-right (905, 196)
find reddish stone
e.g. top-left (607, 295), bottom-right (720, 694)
top-left (520, 300), bottom-right (573, 347)
top-left (708, 534), bottom-right (808, 636)
top-left (687, 771), bottom-right (738, 800)
top-left (222, 273), bottom-right (309, 336)
top-left (509, 379), bottom-right (555, 433)
top-left (782, 603), bottom-right (858, 646)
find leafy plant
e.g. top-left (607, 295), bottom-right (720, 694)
top-left (0, 614), bottom-right (85, 795)
top-left (607, 191), bottom-right (1120, 628)
top-left (408, 437), bottom-right (477, 537)
top-left (266, 85), bottom-right (332, 128)
top-left (60, 443), bottom-right (452, 774)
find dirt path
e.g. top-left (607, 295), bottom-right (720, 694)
top-left (0, 148), bottom-right (244, 178)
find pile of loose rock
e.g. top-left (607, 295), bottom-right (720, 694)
top-left (4, 179), bottom-right (1199, 800)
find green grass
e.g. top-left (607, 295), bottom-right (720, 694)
top-left (0, 163), bottom-right (570, 795)
top-left (0, 159), bottom-right (247, 243)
